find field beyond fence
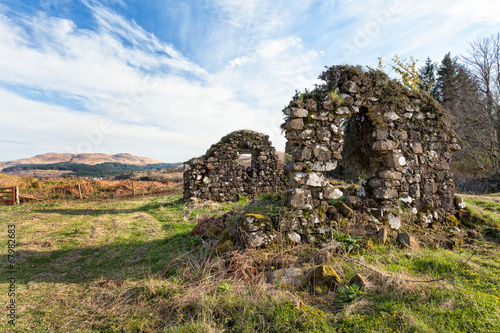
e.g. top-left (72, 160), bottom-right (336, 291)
top-left (0, 173), bottom-right (183, 202)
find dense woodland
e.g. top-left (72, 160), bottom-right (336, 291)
top-left (417, 33), bottom-right (500, 180)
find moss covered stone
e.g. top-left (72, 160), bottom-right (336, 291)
top-left (309, 265), bottom-right (341, 293)
top-left (219, 230), bottom-right (235, 244)
top-left (215, 240), bottom-right (234, 255)
top-left (445, 215), bottom-right (460, 226)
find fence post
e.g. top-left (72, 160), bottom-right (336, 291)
top-left (15, 187), bottom-right (19, 205)
top-left (78, 184), bottom-right (82, 200)
top-left (132, 180), bottom-right (136, 197)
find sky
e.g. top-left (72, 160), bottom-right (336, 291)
top-left (0, 0), bottom-right (499, 163)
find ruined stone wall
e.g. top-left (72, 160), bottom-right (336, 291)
top-left (283, 65), bottom-right (461, 223)
top-left (184, 130), bottom-right (288, 202)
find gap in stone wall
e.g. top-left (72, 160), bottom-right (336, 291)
top-left (326, 106), bottom-right (376, 182)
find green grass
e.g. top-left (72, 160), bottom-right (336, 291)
top-left (1, 192), bottom-right (500, 332)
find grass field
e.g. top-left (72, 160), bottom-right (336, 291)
top-left (1, 186), bottom-right (499, 332)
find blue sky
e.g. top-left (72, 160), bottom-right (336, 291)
top-left (0, 0), bottom-right (499, 163)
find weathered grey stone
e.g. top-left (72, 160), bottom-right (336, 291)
top-left (379, 170), bottom-right (403, 180)
top-left (289, 107), bottom-right (309, 118)
top-left (373, 140), bottom-right (398, 151)
top-left (374, 187), bottom-right (398, 199)
top-left (288, 188), bottom-right (313, 210)
top-left (246, 230), bottom-right (278, 248)
top-left (286, 118), bottom-right (304, 130)
top-left (311, 161), bottom-right (337, 172)
top-left (269, 268), bottom-right (307, 289)
top-left (241, 214), bottom-right (272, 233)
top-left (288, 232), bottom-right (302, 243)
top-left (388, 213), bottom-right (401, 230)
top-left (396, 232), bottom-right (420, 250)
top-left (324, 184), bottom-right (343, 200)
top-left (384, 111), bottom-right (400, 121)
top-left (306, 172), bottom-right (327, 187)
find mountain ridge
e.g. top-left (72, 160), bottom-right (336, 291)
top-left (0, 153), bottom-right (163, 171)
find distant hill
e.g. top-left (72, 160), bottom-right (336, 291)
top-left (0, 153), bottom-right (182, 178)
top-left (0, 153), bottom-right (162, 171)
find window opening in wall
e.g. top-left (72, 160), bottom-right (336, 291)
top-left (327, 106), bottom-right (376, 181)
top-left (237, 153), bottom-right (252, 168)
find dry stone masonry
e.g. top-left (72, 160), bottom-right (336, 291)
top-left (184, 130), bottom-right (287, 202)
top-left (283, 65), bottom-right (462, 229)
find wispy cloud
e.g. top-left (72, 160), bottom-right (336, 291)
top-left (0, 0), bottom-right (499, 162)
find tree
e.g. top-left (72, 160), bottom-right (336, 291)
top-left (429, 53), bottom-right (491, 177)
top-left (418, 57), bottom-right (438, 98)
top-left (462, 33), bottom-right (500, 175)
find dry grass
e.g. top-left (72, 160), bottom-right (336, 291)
top-left (0, 173), bottom-right (181, 202)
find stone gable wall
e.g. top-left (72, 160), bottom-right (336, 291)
top-left (183, 130), bottom-right (288, 202)
top-left (283, 65), bottom-right (461, 222)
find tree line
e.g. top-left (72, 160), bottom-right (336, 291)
top-left (417, 33), bottom-right (500, 178)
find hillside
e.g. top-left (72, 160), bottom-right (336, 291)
top-left (0, 153), bottom-right (163, 171)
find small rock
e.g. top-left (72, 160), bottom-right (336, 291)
top-left (215, 240), bottom-right (234, 255)
top-left (348, 273), bottom-right (368, 289)
top-left (345, 196), bottom-right (363, 209)
top-left (309, 265), bottom-right (341, 293)
top-left (467, 230), bottom-right (478, 239)
top-left (335, 202), bottom-right (353, 218)
top-left (396, 233), bottom-right (420, 250)
top-left (388, 214), bottom-right (401, 230)
top-left (378, 227), bottom-right (388, 243)
top-left (269, 268), bottom-right (307, 289)
top-left (288, 232), bottom-right (302, 243)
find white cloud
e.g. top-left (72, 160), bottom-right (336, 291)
top-left (1, 0), bottom-right (498, 162)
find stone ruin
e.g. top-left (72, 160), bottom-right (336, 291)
top-left (183, 130), bottom-right (288, 202)
top-left (282, 65), bottom-right (462, 232)
top-left (186, 65), bottom-right (466, 248)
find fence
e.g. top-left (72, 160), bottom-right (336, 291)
top-left (0, 187), bottom-right (19, 206)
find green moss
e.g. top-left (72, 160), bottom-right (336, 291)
top-left (309, 265), bottom-right (341, 294)
top-left (445, 215), bottom-right (460, 226)
top-left (206, 225), bottom-right (222, 239)
top-left (219, 230), bottom-right (235, 244)
top-left (245, 213), bottom-right (270, 221)
top-left (215, 240), bottom-right (234, 255)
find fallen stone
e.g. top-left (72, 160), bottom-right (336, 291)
top-left (288, 231), bottom-right (302, 243)
top-left (348, 273), bottom-right (368, 289)
top-left (269, 268), bottom-right (307, 289)
top-left (388, 214), bottom-right (401, 230)
top-left (246, 230), bottom-right (278, 248)
top-left (378, 227), bottom-right (388, 243)
top-left (396, 233), bottom-right (420, 250)
top-left (309, 265), bottom-right (341, 293)
top-left (241, 214), bottom-right (272, 233)
top-left (215, 240), bottom-right (234, 255)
